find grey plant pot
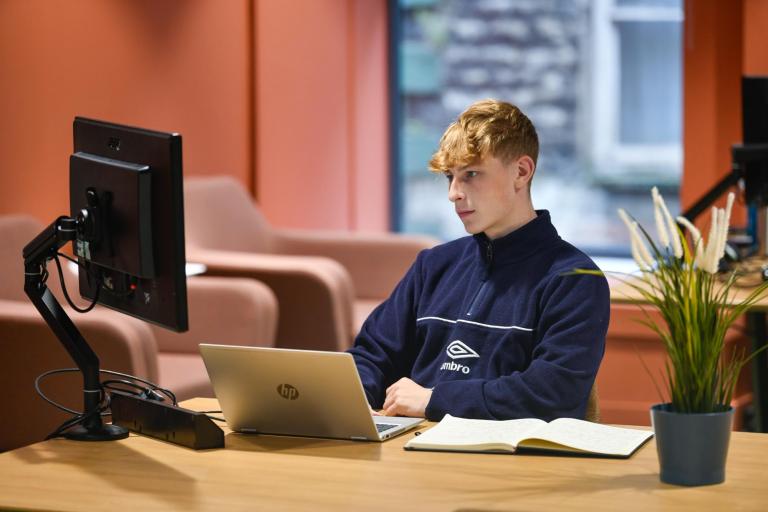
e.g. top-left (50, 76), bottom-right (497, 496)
top-left (650, 403), bottom-right (734, 486)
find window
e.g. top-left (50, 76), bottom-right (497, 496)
top-left (392, 0), bottom-right (683, 256)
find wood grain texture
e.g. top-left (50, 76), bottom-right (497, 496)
top-left (0, 398), bottom-right (766, 511)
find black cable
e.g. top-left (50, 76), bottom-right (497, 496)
top-left (37, 367), bottom-right (180, 439)
top-left (46, 415), bottom-right (88, 440)
top-left (101, 379), bottom-right (151, 398)
top-left (52, 253), bottom-right (100, 313)
top-left (45, 391), bottom-right (110, 440)
top-left (55, 251), bottom-right (81, 267)
top-left (101, 379), bottom-right (175, 404)
top-left (34, 368), bottom-right (103, 416)
top-left (98, 369), bottom-right (177, 406)
top-left (55, 252), bottom-right (99, 291)
top-left (35, 368), bottom-right (178, 419)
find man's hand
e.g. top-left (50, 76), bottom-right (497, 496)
top-left (381, 378), bottom-right (432, 417)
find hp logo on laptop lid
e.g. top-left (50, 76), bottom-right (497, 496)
top-left (277, 384), bottom-right (299, 400)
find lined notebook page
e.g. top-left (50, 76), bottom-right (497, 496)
top-left (521, 418), bottom-right (653, 456)
top-left (411, 415), bottom-right (546, 448)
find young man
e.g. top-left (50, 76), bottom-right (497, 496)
top-left (349, 99), bottom-right (610, 421)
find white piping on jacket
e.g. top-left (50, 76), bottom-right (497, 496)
top-left (416, 316), bottom-right (533, 332)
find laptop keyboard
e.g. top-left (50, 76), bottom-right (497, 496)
top-left (376, 423), bottom-right (399, 433)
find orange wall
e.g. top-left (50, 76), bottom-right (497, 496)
top-left (744, 0), bottom-right (768, 75)
top-left (254, 0), bottom-right (389, 230)
top-left (681, 0), bottom-right (743, 217)
top-left (0, 0), bottom-right (390, 232)
top-left (350, 0), bottom-right (391, 232)
top-left (0, 1), bottom-right (255, 224)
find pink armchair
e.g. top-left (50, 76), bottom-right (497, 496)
top-left (184, 176), bottom-right (437, 351)
top-left (0, 215), bottom-right (278, 451)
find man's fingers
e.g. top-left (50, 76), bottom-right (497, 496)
top-left (382, 390), bottom-right (400, 416)
top-left (383, 386), bottom-right (399, 410)
top-left (382, 403), bottom-right (399, 416)
top-left (383, 393), bottom-right (398, 411)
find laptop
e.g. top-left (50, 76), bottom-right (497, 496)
top-left (199, 344), bottom-right (424, 441)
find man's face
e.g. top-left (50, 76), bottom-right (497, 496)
top-left (445, 155), bottom-right (531, 239)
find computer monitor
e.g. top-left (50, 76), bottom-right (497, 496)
top-left (742, 76), bottom-right (768, 207)
top-left (22, 117), bottom-right (189, 441)
top-left (69, 117), bottom-right (188, 331)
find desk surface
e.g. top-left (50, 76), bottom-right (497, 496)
top-left (1, 399), bottom-right (767, 511)
top-left (608, 276), bottom-right (768, 311)
top-left (609, 275), bottom-right (768, 310)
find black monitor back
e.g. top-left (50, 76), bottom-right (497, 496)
top-left (742, 76), bottom-right (768, 206)
top-left (70, 117), bottom-right (188, 332)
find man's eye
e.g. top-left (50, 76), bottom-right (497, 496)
top-left (444, 173), bottom-right (453, 181)
top-left (466, 171), bottom-right (478, 178)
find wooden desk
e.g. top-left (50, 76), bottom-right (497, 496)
top-left (0, 398), bottom-right (766, 511)
top-left (609, 276), bottom-right (768, 310)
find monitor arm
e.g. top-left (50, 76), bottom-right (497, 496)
top-left (680, 163), bottom-right (743, 223)
top-left (681, 144), bottom-right (768, 223)
top-left (23, 214), bottom-right (128, 441)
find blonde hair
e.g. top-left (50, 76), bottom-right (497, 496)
top-left (428, 99), bottom-right (539, 173)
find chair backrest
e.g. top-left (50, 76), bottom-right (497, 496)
top-left (0, 215), bottom-right (45, 301)
top-left (586, 382), bottom-right (600, 423)
top-left (0, 214), bottom-right (81, 303)
top-left (184, 176), bottom-right (275, 253)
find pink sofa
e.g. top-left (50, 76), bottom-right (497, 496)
top-left (184, 176), bottom-right (438, 351)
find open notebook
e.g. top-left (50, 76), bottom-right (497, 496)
top-left (404, 414), bottom-right (653, 458)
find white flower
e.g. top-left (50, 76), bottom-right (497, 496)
top-left (675, 192), bottom-right (734, 274)
top-left (621, 189), bottom-right (735, 274)
top-left (656, 188), bottom-right (683, 258)
top-left (618, 208), bottom-right (654, 271)
top-left (707, 208), bottom-right (726, 274)
top-left (676, 216), bottom-right (704, 267)
top-left (652, 187), bottom-right (670, 249)
top-left (718, 193), bottom-right (735, 262)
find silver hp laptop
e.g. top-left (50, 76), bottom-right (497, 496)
top-left (199, 344), bottom-right (424, 441)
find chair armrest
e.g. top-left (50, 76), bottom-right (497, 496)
top-left (0, 299), bottom-right (159, 451)
top-left (186, 249), bottom-right (355, 351)
top-left (272, 229), bottom-right (437, 299)
top-left (150, 276), bottom-right (278, 354)
top-left (0, 300), bottom-right (159, 381)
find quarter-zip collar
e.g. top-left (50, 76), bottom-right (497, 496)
top-left (472, 210), bottom-right (560, 272)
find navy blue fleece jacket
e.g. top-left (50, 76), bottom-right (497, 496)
top-left (349, 210), bottom-right (610, 421)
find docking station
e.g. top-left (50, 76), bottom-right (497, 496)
top-left (109, 390), bottom-right (224, 449)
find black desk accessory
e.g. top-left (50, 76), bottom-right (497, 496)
top-left (110, 390), bottom-right (224, 450)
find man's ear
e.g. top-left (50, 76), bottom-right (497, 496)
top-left (514, 155), bottom-right (536, 189)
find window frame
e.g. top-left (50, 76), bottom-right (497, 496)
top-left (588, 0), bottom-right (684, 185)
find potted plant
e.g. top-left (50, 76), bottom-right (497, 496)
top-left (582, 187), bottom-right (768, 486)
